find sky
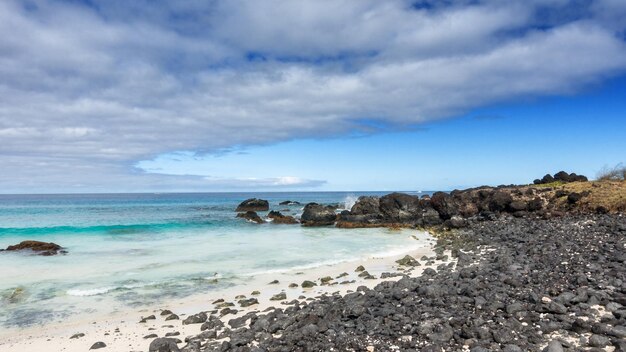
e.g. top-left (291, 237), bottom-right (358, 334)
top-left (0, 0), bottom-right (625, 193)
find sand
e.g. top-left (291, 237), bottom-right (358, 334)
top-left (0, 233), bottom-right (449, 352)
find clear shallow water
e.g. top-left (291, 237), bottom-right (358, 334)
top-left (0, 192), bottom-right (428, 327)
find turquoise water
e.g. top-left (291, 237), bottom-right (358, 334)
top-left (0, 192), bottom-right (427, 328)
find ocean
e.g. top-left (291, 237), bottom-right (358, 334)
top-left (0, 191), bottom-right (430, 328)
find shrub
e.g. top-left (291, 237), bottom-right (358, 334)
top-left (596, 163), bottom-right (626, 181)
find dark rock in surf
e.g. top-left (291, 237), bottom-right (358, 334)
top-left (268, 210), bottom-right (298, 224)
top-left (236, 198), bottom-right (269, 212)
top-left (4, 240), bottom-right (65, 256)
top-left (236, 211), bottom-right (264, 224)
top-left (300, 203), bottom-right (337, 226)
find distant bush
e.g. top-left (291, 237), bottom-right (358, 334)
top-left (596, 163), bottom-right (626, 181)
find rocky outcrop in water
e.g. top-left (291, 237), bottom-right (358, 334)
top-left (300, 203), bottom-right (337, 226)
top-left (267, 211), bottom-right (298, 224)
top-left (236, 198), bottom-right (269, 212)
top-left (336, 175), bottom-right (621, 228)
top-left (2, 240), bottom-right (66, 256)
top-left (236, 211), bottom-right (264, 224)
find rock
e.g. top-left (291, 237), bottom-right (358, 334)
top-left (446, 215), bottom-right (467, 228)
top-left (300, 203), bottom-right (337, 226)
top-left (149, 337), bottom-right (181, 352)
top-left (395, 255), bottom-right (420, 266)
top-left (301, 280), bottom-right (317, 288)
top-left (160, 309), bottom-right (173, 316)
top-left (70, 333), bottom-right (85, 339)
top-left (90, 342), bottom-right (107, 350)
top-left (267, 210), bottom-right (298, 224)
top-left (279, 200), bottom-right (300, 205)
top-left (144, 334), bottom-right (159, 339)
top-left (270, 293), bottom-right (286, 301)
top-left (251, 290), bottom-right (260, 295)
top-left (490, 191), bottom-right (513, 211)
top-left (545, 340), bottom-right (564, 352)
top-left (165, 314), bottom-right (179, 321)
top-left (268, 280), bottom-right (279, 284)
top-left (4, 240), bottom-right (65, 256)
top-left (588, 334), bottom-right (610, 347)
top-left (236, 198), bottom-right (269, 212)
top-left (320, 276), bottom-right (333, 284)
top-left (238, 298), bottom-right (258, 307)
top-left (430, 192), bottom-right (458, 220)
top-left (508, 201), bottom-right (527, 212)
top-left (165, 332), bottom-right (180, 337)
top-left (379, 192), bottom-right (423, 222)
top-left (355, 265), bottom-right (365, 272)
top-left (236, 211), bottom-right (264, 224)
top-left (350, 196), bottom-right (381, 215)
top-left (288, 283), bottom-right (298, 288)
top-left (567, 192), bottom-right (582, 204)
top-left (182, 312), bottom-right (207, 325)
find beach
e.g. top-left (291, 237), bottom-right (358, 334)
top-left (0, 235), bottom-right (446, 352)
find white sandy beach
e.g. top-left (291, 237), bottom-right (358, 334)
top-left (0, 233), bottom-right (451, 352)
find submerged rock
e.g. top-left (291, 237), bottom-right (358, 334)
top-left (236, 198), bottom-right (269, 212)
top-left (279, 200), bottom-right (301, 205)
top-left (3, 240), bottom-right (65, 256)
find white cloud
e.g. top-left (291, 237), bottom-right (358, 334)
top-left (0, 0), bottom-right (625, 191)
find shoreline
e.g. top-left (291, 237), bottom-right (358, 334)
top-left (0, 229), bottom-right (450, 352)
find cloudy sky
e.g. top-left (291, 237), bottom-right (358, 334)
top-left (1, 0), bottom-right (625, 193)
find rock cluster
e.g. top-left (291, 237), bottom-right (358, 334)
top-left (176, 214), bottom-right (626, 351)
top-left (533, 171), bottom-right (588, 185)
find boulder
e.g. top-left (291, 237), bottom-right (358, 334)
top-left (379, 193), bottom-right (422, 222)
top-left (149, 337), bottom-right (181, 352)
top-left (267, 210), bottom-right (298, 224)
top-left (300, 203), bottom-right (337, 226)
top-left (350, 196), bottom-right (380, 215)
top-left (236, 198), bottom-right (269, 212)
top-left (567, 192), bottom-right (582, 204)
top-left (489, 191), bottom-right (513, 212)
top-left (236, 211), bottom-right (264, 224)
top-left (182, 312), bottom-right (207, 325)
top-left (430, 192), bottom-right (459, 220)
top-left (4, 241), bottom-right (65, 256)
top-left (446, 215), bottom-right (468, 228)
top-left (508, 201), bottom-right (527, 212)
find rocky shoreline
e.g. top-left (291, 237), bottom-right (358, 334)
top-left (161, 213), bottom-right (626, 352)
top-left (155, 174), bottom-right (626, 352)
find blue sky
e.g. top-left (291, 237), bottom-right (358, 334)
top-left (0, 0), bottom-right (625, 193)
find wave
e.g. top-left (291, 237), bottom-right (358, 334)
top-left (0, 221), bottom-right (211, 236)
top-left (342, 195), bottom-right (359, 210)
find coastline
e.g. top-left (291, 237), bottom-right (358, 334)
top-left (0, 229), bottom-right (449, 352)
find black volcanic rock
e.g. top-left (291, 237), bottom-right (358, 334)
top-left (236, 211), bottom-right (264, 224)
top-left (236, 198), bottom-right (269, 212)
top-left (4, 240), bottom-right (66, 256)
top-left (300, 203), bottom-right (337, 226)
